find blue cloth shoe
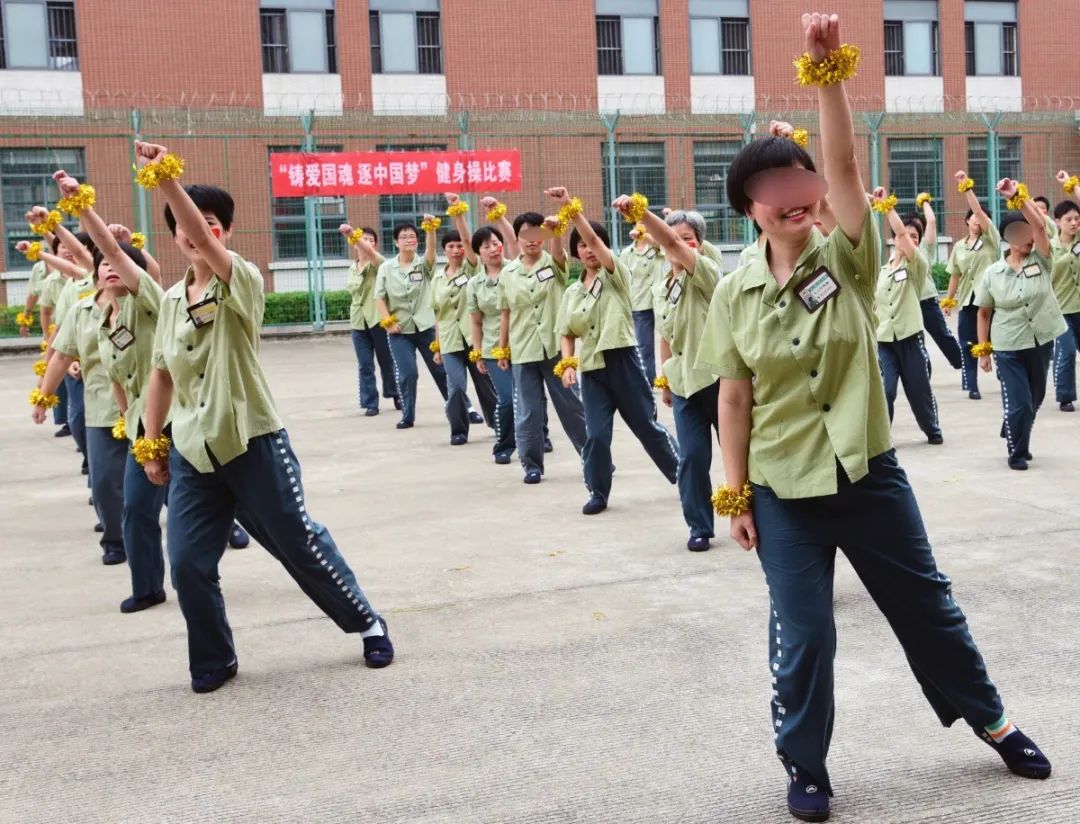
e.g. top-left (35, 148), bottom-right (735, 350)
top-left (543, 437), bottom-right (554, 453)
top-left (120, 591), bottom-right (166, 614)
top-left (687, 536), bottom-right (711, 552)
top-left (582, 494), bottom-right (607, 516)
top-left (450, 434), bottom-right (468, 446)
top-left (396, 420), bottom-right (414, 430)
top-left (468, 410), bottom-right (484, 424)
top-left (494, 453), bottom-right (512, 465)
top-left (363, 617), bottom-right (394, 669)
top-left (787, 765), bottom-right (830, 822)
top-left (364, 408), bottom-right (379, 417)
top-left (523, 471), bottom-right (542, 485)
top-left (228, 523), bottom-right (250, 549)
top-left (102, 549), bottom-right (126, 566)
top-left (977, 726), bottom-right (1051, 779)
top-left (191, 660), bottom-right (238, 694)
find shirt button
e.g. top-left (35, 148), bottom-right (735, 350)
top-left (810, 369), bottom-right (818, 378)
top-left (779, 300), bottom-right (787, 308)
top-left (823, 404), bottom-right (831, 412)
top-left (200, 401), bottom-right (205, 408)
top-left (792, 337), bottom-right (800, 346)
top-left (198, 372), bottom-right (205, 379)
top-left (187, 345), bottom-right (193, 351)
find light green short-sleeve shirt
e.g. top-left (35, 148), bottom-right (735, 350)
top-left (738, 239), bottom-right (764, 268)
top-left (151, 254), bottom-right (282, 473)
top-left (947, 223), bottom-right (1002, 307)
top-left (701, 240), bottom-right (725, 267)
top-left (53, 274), bottom-right (95, 336)
top-left (99, 270), bottom-right (164, 439)
top-left (497, 251), bottom-right (569, 364)
top-left (696, 213), bottom-right (891, 500)
top-left (374, 254), bottom-right (436, 333)
top-left (39, 271), bottom-right (65, 310)
top-left (875, 248), bottom-right (929, 342)
top-left (619, 244), bottom-right (667, 312)
top-left (974, 249), bottom-right (1067, 352)
top-left (1050, 235), bottom-right (1080, 315)
top-left (346, 253), bottom-right (386, 330)
top-left (556, 260), bottom-right (637, 372)
top-left (27, 260), bottom-right (48, 298)
top-left (654, 254), bottom-right (721, 398)
top-left (466, 270), bottom-right (503, 357)
top-left (1044, 214), bottom-right (1059, 241)
top-left (432, 260), bottom-right (480, 354)
top-left (53, 296), bottom-right (121, 427)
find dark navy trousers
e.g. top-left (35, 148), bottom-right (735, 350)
top-left (485, 358), bottom-right (516, 461)
top-left (919, 297), bottom-right (963, 371)
top-left (1052, 312), bottom-right (1080, 404)
top-left (632, 309), bottom-right (657, 387)
top-left (123, 452), bottom-right (168, 599)
top-left (754, 450), bottom-right (1004, 794)
top-left (350, 324), bottom-right (397, 412)
top-left (386, 327), bottom-right (448, 425)
top-left (994, 343), bottom-right (1053, 463)
top-left (878, 333), bottom-right (941, 439)
top-left (671, 382), bottom-right (718, 539)
top-left (958, 304), bottom-right (981, 393)
top-left (85, 426), bottom-right (125, 558)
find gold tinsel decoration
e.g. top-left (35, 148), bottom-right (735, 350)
top-left (132, 435), bottom-right (171, 465)
top-left (711, 483), bottom-right (754, 517)
top-left (112, 416), bottom-right (127, 441)
top-left (1005, 182), bottom-right (1030, 211)
top-left (553, 356), bottom-right (579, 377)
top-left (30, 210), bottom-right (62, 236)
top-left (794, 43), bottom-right (861, 87)
top-left (871, 194), bottom-right (898, 214)
top-left (970, 342), bottom-right (994, 358)
top-left (56, 184), bottom-right (96, 217)
top-left (135, 154), bottom-right (185, 190)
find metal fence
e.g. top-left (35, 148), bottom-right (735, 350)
top-left (2, 93), bottom-right (1078, 332)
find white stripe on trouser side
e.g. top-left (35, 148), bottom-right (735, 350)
top-left (917, 334), bottom-right (940, 427)
top-left (386, 335), bottom-right (408, 413)
top-left (769, 597), bottom-right (786, 741)
top-left (274, 434), bottom-right (370, 619)
top-left (994, 355), bottom-right (1016, 454)
top-left (631, 345), bottom-right (680, 457)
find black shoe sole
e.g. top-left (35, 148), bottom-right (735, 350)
top-left (788, 806), bottom-right (830, 823)
top-left (191, 665), bottom-right (238, 694)
top-left (364, 618), bottom-right (394, 669)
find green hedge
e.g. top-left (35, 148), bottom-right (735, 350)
top-left (0, 305), bottom-right (43, 336)
top-left (932, 262), bottom-right (949, 291)
top-left (263, 289), bottom-right (351, 326)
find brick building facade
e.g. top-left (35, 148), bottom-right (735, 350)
top-left (0, 0), bottom-right (1077, 303)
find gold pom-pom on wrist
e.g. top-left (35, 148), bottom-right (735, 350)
top-left (1005, 182), bottom-right (1030, 211)
top-left (916, 193), bottom-right (933, 209)
top-left (623, 193), bottom-right (649, 225)
top-left (47, 323), bottom-right (57, 336)
top-left (30, 210), bottom-right (62, 236)
top-left (468, 348), bottom-right (482, 363)
top-left (379, 314), bottom-right (398, 330)
top-left (957, 178), bottom-right (975, 194)
top-left (135, 154), bottom-right (185, 190)
top-left (491, 346), bottom-right (511, 361)
top-left (794, 43), bottom-right (861, 86)
top-left (429, 340), bottom-right (441, 353)
top-left (871, 193), bottom-right (898, 214)
top-left (553, 356), bottom-right (579, 377)
top-left (711, 483), bottom-right (754, 517)
top-left (420, 216), bottom-right (442, 233)
top-left (112, 416), bottom-right (127, 441)
top-left (446, 201), bottom-right (469, 218)
top-left (347, 228), bottom-right (364, 246)
top-left (790, 128), bottom-right (809, 149)
top-left (29, 388), bottom-right (60, 408)
top-left (970, 341), bottom-right (993, 358)
top-left (653, 375), bottom-right (669, 390)
top-left (132, 435), bottom-right (171, 465)
top-left (16, 311), bottom-right (34, 327)
top-left (939, 297), bottom-right (958, 310)
top-left (33, 359), bottom-right (46, 377)
top-left (550, 197), bottom-right (584, 236)
top-left (130, 232), bottom-right (146, 250)
top-left (1064, 176), bottom-right (1080, 195)
top-left (485, 202), bottom-right (507, 222)
top-left (24, 242), bottom-right (42, 262)
top-left (39, 340), bottom-right (48, 352)
top-left (56, 184), bottom-right (96, 217)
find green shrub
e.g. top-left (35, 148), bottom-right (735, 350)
top-left (263, 290), bottom-right (351, 326)
top-left (0, 305), bottom-right (42, 337)
top-left (932, 262), bottom-right (949, 292)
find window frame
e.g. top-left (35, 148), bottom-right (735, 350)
top-left (259, 5), bottom-right (338, 75)
top-left (369, 9), bottom-right (444, 75)
top-left (964, 4), bottom-right (1019, 78)
top-left (690, 16), bottom-right (751, 76)
top-left (596, 13), bottom-right (660, 76)
top-left (886, 137), bottom-right (944, 217)
top-left (883, 17), bottom-right (938, 76)
top-left (966, 136), bottom-right (1022, 200)
top-left (0, 0), bottom-right (79, 71)
top-left (601, 141), bottom-right (667, 248)
top-left (0, 147), bottom-right (85, 266)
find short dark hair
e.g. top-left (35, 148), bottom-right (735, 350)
top-left (441, 229), bottom-right (463, 249)
top-left (53, 231), bottom-right (95, 256)
top-left (164, 185), bottom-right (235, 235)
top-left (393, 222), bottom-right (419, 241)
top-left (726, 136), bottom-right (816, 217)
top-left (362, 226), bottom-right (378, 243)
top-left (964, 207), bottom-right (984, 222)
top-left (1054, 200), bottom-right (1080, 220)
top-left (92, 242), bottom-right (147, 282)
top-left (568, 221), bottom-right (610, 260)
top-left (513, 212), bottom-right (545, 236)
top-left (998, 210), bottom-right (1027, 238)
top-left (470, 226), bottom-right (503, 255)
top-left (1034, 196), bottom-right (1050, 208)
top-left (900, 214), bottom-right (925, 244)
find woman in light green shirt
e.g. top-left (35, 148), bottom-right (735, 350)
top-left (553, 187), bottom-right (678, 516)
top-left (974, 186), bottom-right (1067, 471)
top-left (618, 224), bottom-right (665, 386)
top-left (694, 15), bottom-right (1048, 820)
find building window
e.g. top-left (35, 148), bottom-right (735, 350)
top-left (596, 0), bottom-right (660, 76)
top-left (964, 1), bottom-right (1018, 76)
top-left (693, 141), bottom-right (742, 243)
top-left (268, 146), bottom-right (347, 262)
top-left (376, 144), bottom-right (447, 256)
top-left (259, 2), bottom-right (337, 74)
top-left (883, 1), bottom-right (939, 76)
top-left (967, 136), bottom-right (1022, 200)
top-left (601, 142), bottom-right (666, 248)
top-left (0, 1), bottom-right (78, 70)
top-left (369, 0), bottom-right (442, 75)
top-left (0, 147), bottom-right (84, 265)
top-left (887, 138), bottom-right (942, 216)
top-left (689, 0), bottom-right (750, 75)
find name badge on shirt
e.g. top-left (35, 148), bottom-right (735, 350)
top-left (108, 324), bottom-right (135, 351)
top-left (453, 274), bottom-right (469, 288)
top-left (970, 239), bottom-right (984, 252)
top-left (795, 267), bottom-right (841, 314)
top-left (589, 278), bottom-right (603, 299)
top-left (668, 281), bottom-right (683, 304)
top-left (1023, 263), bottom-right (1042, 278)
top-left (892, 268), bottom-right (908, 283)
top-left (187, 297), bottom-right (219, 328)
top-left (1072, 241), bottom-right (1080, 257)
top-left (408, 269), bottom-right (424, 283)
top-left (535, 266), bottom-right (555, 283)
top-left (644, 249), bottom-right (657, 260)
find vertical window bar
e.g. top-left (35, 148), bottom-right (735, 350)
top-left (720, 19), bottom-right (750, 75)
top-left (46, 3), bottom-right (78, 71)
top-left (883, 21), bottom-right (903, 76)
top-left (596, 16), bottom-right (622, 76)
top-left (416, 12), bottom-right (442, 75)
top-left (325, 9), bottom-right (336, 74)
top-left (1002, 22), bottom-right (1017, 76)
top-left (370, 11), bottom-right (381, 74)
top-left (964, 22), bottom-right (975, 75)
top-left (261, 10), bottom-right (289, 73)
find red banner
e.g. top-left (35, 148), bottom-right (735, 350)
top-left (270, 150), bottom-right (522, 197)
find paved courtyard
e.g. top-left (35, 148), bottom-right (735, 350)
top-left (1, 335), bottom-right (1077, 823)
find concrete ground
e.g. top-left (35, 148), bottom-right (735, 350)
top-left (1, 335), bottom-right (1077, 824)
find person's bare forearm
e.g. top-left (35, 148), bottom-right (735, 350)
top-left (143, 368), bottom-right (173, 440)
top-left (977, 307), bottom-right (992, 345)
top-left (499, 310), bottom-right (510, 350)
top-left (717, 378), bottom-right (753, 486)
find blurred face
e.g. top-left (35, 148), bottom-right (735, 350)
top-left (744, 165), bottom-right (826, 246)
top-left (517, 225), bottom-right (545, 258)
top-left (444, 240), bottom-right (465, 263)
top-left (95, 259), bottom-right (130, 295)
top-left (58, 245), bottom-right (76, 263)
top-left (904, 225), bottom-right (920, 247)
top-left (174, 211), bottom-right (232, 263)
top-left (1035, 201), bottom-right (1049, 217)
top-left (479, 235), bottom-right (503, 267)
top-left (1057, 209), bottom-right (1080, 237)
top-left (966, 213), bottom-right (983, 235)
top-left (672, 223), bottom-right (699, 250)
top-left (577, 239), bottom-right (601, 269)
top-left (361, 234), bottom-right (378, 249)
top-left (395, 229), bottom-right (418, 253)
